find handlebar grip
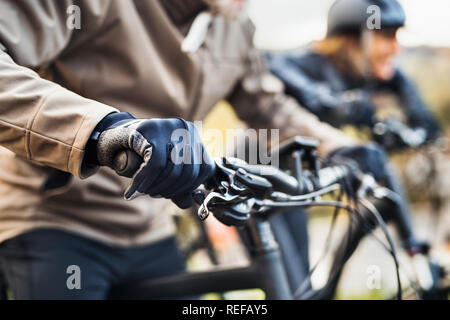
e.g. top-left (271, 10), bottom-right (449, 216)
top-left (112, 149), bottom-right (142, 178)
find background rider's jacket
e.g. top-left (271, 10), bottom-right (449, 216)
top-left (0, 0), bottom-right (353, 246)
top-left (268, 51), bottom-right (441, 140)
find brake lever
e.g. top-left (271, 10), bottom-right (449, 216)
top-left (195, 157), bottom-right (272, 223)
top-left (195, 157), bottom-right (249, 221)
top-left (197, 191), bottom-right (243, 221)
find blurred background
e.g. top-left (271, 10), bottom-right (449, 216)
top-left (248, 0), bottom-right (450, 126)
top-left (249, 0), bottom-right (450, 49)
top-left (182, 0), bottom-right (450, 299)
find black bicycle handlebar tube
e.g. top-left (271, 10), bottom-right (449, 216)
top-left (111, 144), bottom-right (354, 201)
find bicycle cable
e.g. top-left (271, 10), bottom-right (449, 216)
top-left (295, 161), bottom-right (404, 300)
top-left (272, 183), bottom-right (341, 202)
top-left (292, 188), bottom-right (344, 299)
top-left (294, 161), bottom-right (364, 299)
top-left (358, 199), bottom-right (422, 299)
top-left (359, 198), bottom-right (402, 300)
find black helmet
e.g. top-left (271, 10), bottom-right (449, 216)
top-left (326, 0), bottom-right (406, 37)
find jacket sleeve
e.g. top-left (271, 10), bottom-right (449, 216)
top-left (268, 53), bottom-right (375, 128)
top-left (227, 62), bottom-right (356, 156)
top-left (387, 70), bottom-right (441, 141)
top-left (0, 0), bottom-right (118, 178)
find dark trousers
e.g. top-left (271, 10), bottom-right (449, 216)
top-left (0, 229), bottom-right (186, 300)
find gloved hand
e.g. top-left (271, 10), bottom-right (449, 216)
top-left (339, 90), bottom-right (376, 128)
top-left (92, 112), bottom-right (215, 209)
top-left (326, 143), bottom-right (388, 183)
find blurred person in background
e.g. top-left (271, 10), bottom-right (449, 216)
top-left (269, 0), bottom-right (442, 298)
top-left (269, 0), bottom-right (440, 139)
top-left (0, 0), bottom-right (376, 299)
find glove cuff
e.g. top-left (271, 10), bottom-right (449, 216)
top-left (94, 112), bottom-right (136, 133)
top-left (85, 112), bottom-right (136, 167)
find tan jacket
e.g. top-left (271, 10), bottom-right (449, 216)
top-left (0, 0), bottom-right (353, 246)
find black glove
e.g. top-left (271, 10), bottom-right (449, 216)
top-left (326, 143), bottom-right (389, 183)
top-left (339, 90), bottom-right (376, 128)
top-left (92, 112), bottom-right (215, 209)
top-left (319, 89), bottom-right (376, 128)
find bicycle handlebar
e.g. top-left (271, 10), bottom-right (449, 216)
top-left (110, 149), bottom-right (352, 197)
top-left (372, 119), bottom-right (428, 150)
top-left (111, 149), bottom-right (143, 178)
top-left (194, 157), bottom-right (359, 226)
top-left (110, 137), bottom-right (367, 227)
top-left (221, 157), bottom-right (350, 196)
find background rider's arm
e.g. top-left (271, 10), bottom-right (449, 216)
top-left (224, 20), bottom-right (355, 156)
top-left (0, 0), bottom-right (117, 178)
top-left (386, 69), bottom-right (441, 141)
top-left (227, 71), bottom-right (356, 156)
top-left (268, 54), bottom-right (375, 127)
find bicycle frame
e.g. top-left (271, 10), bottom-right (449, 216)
top-left (110, 137), bottom-right (448, 300)
top-left (112, 217), bottom-right (293, 300)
